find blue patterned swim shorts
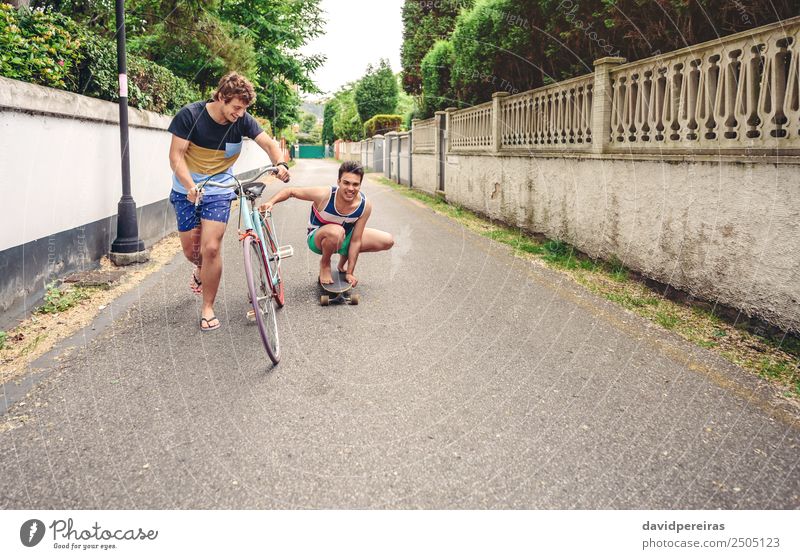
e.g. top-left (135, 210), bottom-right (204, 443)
top-left (170, 190), bottom-right (235, 232)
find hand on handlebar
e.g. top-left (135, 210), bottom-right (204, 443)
top-left (275, 166), bottom-right (290, 183)
top-left (187, 186), bottom-right (201, 204)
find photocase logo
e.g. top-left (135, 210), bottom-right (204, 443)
top-left (20, 519), bottom-right (46, 547)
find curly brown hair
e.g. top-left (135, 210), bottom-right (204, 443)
top-left (213, 72), bottom-right (256, 105)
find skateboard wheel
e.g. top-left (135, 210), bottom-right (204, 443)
top-left (320, 295), bottom-right (329, 306)
top-left (350, 294), bottom-right (360, 305)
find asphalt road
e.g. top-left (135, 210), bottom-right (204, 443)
top-left (1, 159), bottom-right (798, 509)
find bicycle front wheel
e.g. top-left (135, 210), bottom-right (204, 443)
top-left (259, 214), bottom-right (285, 308)
top-left (243, 235), bottom-right (280, 365)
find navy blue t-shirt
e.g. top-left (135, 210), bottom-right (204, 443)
top-left (168, 101), bottom-right (263, 195)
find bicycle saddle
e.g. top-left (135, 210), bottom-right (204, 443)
top-left (242, 182), bottom-right (266, 199)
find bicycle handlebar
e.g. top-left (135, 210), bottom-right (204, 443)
top-left (197, 165), bottom-right (280, 190)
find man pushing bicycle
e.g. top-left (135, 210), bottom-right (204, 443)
top-left (168, 72), bottom-right (290, 331)
top-left (259, 161), bottom-right (393, 287)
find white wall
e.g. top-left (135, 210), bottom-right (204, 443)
top-left (444, 153), bottom-right (800, 333)
top-left (0, 77), bottom-right (271, 252)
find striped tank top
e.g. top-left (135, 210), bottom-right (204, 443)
top-left (307, 186), bottom-right (367, 237)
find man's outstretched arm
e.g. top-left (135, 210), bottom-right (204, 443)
top-left (259, 187), bottom-right (330, 213)
top-left (254, 132), bottom-right (290, 182)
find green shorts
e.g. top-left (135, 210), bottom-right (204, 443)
top-left (307, 228), bottom-right (353, 256)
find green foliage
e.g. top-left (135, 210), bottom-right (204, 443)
top-left (354, 59), bottom-right (398, 123)
top-left (300, 112), bottom-right (318, 133)
top-left (220, 0), bottom-right (325, 130)
top-left (395, 74), bottom-right (420, 129)
top-left (133, 10), bottom-right (257, 94)
top-left (321, 100), bottom-right (336, 145)
top-left (0, 330), bottom-right (6, 351)
top-left (1, 4), bottom-right (199, 114)
top-left (400, 0), bottom-right (474, 95)
top-left (0, 4), bottom-right (83, 90)
top-left (332, 85), bottom-right (363, 141)
top-left (363, 114), bottom-right (402, 137)
top-left (451, 0), bottom-right (544, 105)
top-left (36, 282), bottom-right (90, 314)
top-left (432, 0), bottom-right (800, 106)
top-left (541, 239), bottom-right (578, 269)
top-left (420, 39), bottom-right (456, 117)
top-left (26, 0), bottom-right (326, 128)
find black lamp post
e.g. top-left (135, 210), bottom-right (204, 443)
top-left (110, 0), bottom-right (147, 264)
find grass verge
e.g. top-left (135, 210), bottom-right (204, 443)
top-left (369, 173), bottom-right (800, 399)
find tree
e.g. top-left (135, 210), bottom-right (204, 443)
top-left (420, 40), bottom-right (456, 117)
top-left (354, 59), bottom-right (398, 123)
top-left (32, 0), bottom-right (258, 92)
top-left (218, 0), bottom-right (325, 132)
top-left (400, 0), bottom-right (474, 95)
top-left (443, 0), bottom-right (800, 106)
top-left (331, 85), bottom-right (363, 141)
top-left (395, 74), bottom-right (420, 129)
top-left (300, 112), bottom-right (317, 133)
top-left (321, 100), bottom-right (336, 145)
top-left (31, 0), bottom-right (326, 131)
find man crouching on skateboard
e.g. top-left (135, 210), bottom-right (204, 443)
top-left (259, 161), bottom-right (393, 286)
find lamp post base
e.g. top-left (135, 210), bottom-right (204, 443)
top-left (109, 248), bottom-right (149, 266)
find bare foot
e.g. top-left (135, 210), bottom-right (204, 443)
top-left (337, 256), bottom-right (347, 274)
top-left (319, 262), bottom-right (333, 284)
top-left (200, 307), bottom-right (220, 331)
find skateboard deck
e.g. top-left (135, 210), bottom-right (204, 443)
top-left (319, 270), bottom-right (359, 305)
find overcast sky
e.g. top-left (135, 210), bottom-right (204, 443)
top-left (300, 0), bottom-right (405, 100)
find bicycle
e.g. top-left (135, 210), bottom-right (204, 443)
top-left (195, 166), bottom-right (293, 365)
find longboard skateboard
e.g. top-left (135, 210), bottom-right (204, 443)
top-left (319, 270), bottom-right (359, 306)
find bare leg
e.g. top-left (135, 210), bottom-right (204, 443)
top-left (359, 228), bottom-right (394, 253)
top-left (180, 226), bottom-right (203, 293)
top-left (179, 226), bottom-right (202, 266)
top-left (313, 224), bottom-right (346, 284)
top-left (199, 219), bottom-right (228, 328)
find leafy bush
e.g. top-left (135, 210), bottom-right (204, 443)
top-left (420, 40), bottom-right (456, 117)
top-left (451, 0), bottom-right (544, 106)
top-left (401, 0), bottom-right (474, 95)
top-left (75, 33), bottom-right (199, 114)
top-left (363, 114), bottom-right (402, 137)
top-left (0, 4), bottom-right (82, 90)
top-left (0, 4), bottom-right (198, 114)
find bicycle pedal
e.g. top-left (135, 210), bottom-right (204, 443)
top-left (246, 309), bottom-right (256, 322)
top-left (277, 245), bottom-right (294, 259)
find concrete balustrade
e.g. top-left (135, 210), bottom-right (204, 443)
top-left (333, 16), bottom-right (800, 334)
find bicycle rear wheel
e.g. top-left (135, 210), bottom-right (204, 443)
top-left (243, 235), bottom-right (280, 364)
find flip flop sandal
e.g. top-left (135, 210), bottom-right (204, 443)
top-left (200, 316), bottom-right (220, 332)
top-left (190, 268), bottom-right (203, 294)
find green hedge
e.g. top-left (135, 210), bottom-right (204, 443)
top-left (363, 114), bottom-right (402, 137)
top-left (0, 4), bottom-right (82, 90)
top-left (420, 40), bottom-right (456, 118)
top-left (0, 5), bottom-right (198, 114)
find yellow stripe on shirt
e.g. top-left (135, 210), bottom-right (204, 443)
top-left (184, 143), bottom-right (240, 176)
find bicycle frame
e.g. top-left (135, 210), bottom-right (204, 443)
top-left (196, 166), bottom-right (290, 297)
top-left (194, 166), bottom-right (291, 365)
top-left (237, 192), bottom-right (281, 292)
